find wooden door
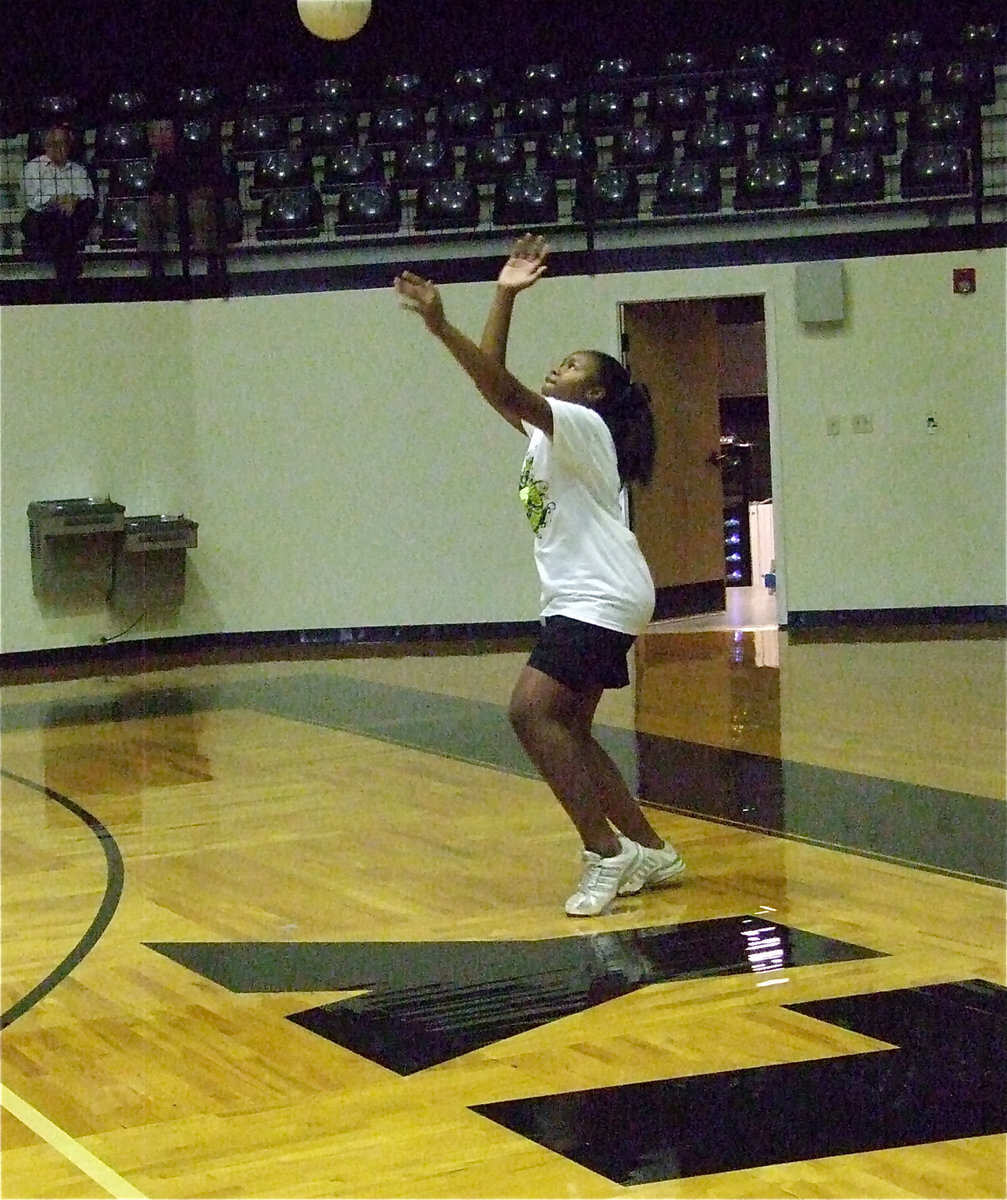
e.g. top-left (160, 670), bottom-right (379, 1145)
top-left (623, 300), bottom-right (725, 619)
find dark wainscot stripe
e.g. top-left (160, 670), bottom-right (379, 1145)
top-left (0, 621), bottom-right (539, 684)
top-left (787, 605), bottom-right (1007, 631)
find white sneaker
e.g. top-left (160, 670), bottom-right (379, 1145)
top-left (565, 839), bottom-right (642, 917)
top-left (617, 837), bottom-right (686, 895)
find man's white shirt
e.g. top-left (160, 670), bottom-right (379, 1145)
top-left (23, 154), bottom-right (95, 211)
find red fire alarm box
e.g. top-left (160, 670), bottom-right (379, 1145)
top-left (953, 267), bottom-right (977, 294)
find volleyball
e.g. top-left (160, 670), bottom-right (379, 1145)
top-left (297, 0), bottom-right (372, 40)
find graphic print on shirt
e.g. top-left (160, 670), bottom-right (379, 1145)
top-left (519, 453), bottom-right (554, 536)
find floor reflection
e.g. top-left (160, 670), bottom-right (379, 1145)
top-left (635, 629), bottom-right (782, 759)
top-left (635, 623), bottom-right (1005, 798)
top-left (6, 628), bottom-right (1003, 883)
top-left (147, 917), bottom-right (884, 1074)
top-left (635, 624), bottom-right (1005, 882)
top-left (40, 692), bottom-right (214, 799)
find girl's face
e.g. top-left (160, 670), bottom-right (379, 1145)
top-left (541, 351), bottom-right (605, 407)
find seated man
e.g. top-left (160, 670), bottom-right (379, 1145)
top-left (138, 118), bottom-right (239, 281)
top-left (21, 124), bottom-right (98, 283)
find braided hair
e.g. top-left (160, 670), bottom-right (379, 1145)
top-left (585, 351), bottom-right (657, 487)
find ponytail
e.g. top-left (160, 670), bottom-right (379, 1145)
top-left (586, 352), bottom-right (657, 487)
top-left (616, 380), bottom-right (657, 487)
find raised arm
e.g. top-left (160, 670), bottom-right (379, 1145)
top-left (395, 270), bottom-right (552, 435)
top-left (480, 234), bottom-right (549, 365)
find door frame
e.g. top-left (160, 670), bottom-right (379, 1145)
top-left (618, 290), bottom-right (787, 627)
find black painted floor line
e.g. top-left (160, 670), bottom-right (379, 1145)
top-left (0, 768), bottom-right (126, 1028)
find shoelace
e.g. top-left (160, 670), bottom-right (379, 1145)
top-left (577, 853), bottom-right (626, 894)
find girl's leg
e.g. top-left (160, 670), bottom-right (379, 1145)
top-left (509, 665), bottom-right (617, 855)
top-left (508, 665), bottom-right (662, 852)
top-left (579, 736), bottom-right (664, 849)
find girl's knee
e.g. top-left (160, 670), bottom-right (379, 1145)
top-left (509, 679), bottom-right (554, 746)
top-left (509, 668), bottom-right (597, 743)
top-left (508, 689), bottom-right (535, 739)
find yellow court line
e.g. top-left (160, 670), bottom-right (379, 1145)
top-left (1, 1084), bottom-right (147, 1199)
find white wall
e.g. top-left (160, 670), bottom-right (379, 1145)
top-left (1, 286), bottom-right (543, 651)
top-left (1, 301), bottom-right (201, 646)
top-left (1, 246), bottom-right (1004, 653)
top-left (774, 248), bottom-right (1006, 610)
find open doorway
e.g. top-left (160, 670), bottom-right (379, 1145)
top-left (622, 296), bottom-right (777, 629)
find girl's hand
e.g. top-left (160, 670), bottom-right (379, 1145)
top-left (394, 271), bottom-right (446, 334)
top-left (497, 233), bottom-right (549, 292)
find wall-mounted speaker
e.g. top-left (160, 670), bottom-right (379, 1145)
top-left (795, 260), bottom-right (845, 323)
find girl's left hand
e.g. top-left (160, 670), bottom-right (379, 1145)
top-left (394, 271), bottom-right (446, 334)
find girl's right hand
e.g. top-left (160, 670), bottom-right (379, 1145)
top-left (497, 233), bottom-right (549, 292)
top-left (394, 271), bottom-right (446, 335)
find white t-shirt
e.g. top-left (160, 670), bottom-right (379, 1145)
top-left (520, 397), bottom-right (655, 635)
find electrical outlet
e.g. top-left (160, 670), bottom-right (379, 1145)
top-left (825, 416), bottom-right (841, 436)
top-left (851, 414), bottom-right (873, 434)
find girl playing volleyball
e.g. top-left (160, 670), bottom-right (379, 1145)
top-left (394, 235), bottom-right (684, 916)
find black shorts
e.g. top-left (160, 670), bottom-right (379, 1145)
top-left (527, 614), bottom-right (636, 692)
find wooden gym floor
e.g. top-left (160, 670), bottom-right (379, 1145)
top-left (1, 618), bottom-right (1004, 1199)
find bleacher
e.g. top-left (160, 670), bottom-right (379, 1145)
top-left (1, 24), bottom-right (1005, 288)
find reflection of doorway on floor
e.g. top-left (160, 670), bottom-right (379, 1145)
top-left (650, 585), bottom-right (778, 633)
